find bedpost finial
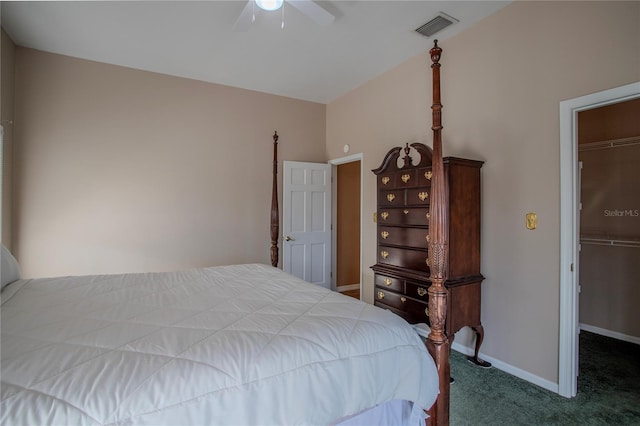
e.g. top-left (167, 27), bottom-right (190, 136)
top-left (430, 40), bottom-right (442, 67)
top-left (273, 131), bottom-right (279, 144)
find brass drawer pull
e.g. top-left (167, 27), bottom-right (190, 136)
top-left (425, 171), bottom-right (433, 180)
top-left (401, 174), bottom-right (411, 183)
top-left (425, 306), bottom-right (430, 317)
top-left (417, 287), bottom-right (427, 297)
top-left (381, 212), bottom-right (389, 220)
top-left (381, 251), bottom-right (389, 259)
top-left (384, 278), bottom-right (392, 286)
top-left (401, 297), bottom-right (407, 303)
top-left (403, 209), bottom-right (409, 214)
top-left (426, 212), bottom-right (430, 220)
top-left (387, 193), bottom-right (396, 202)
top-left (381, 231), bottom-right (389, 239)
top-left (418, 191), bottom-right (429, 201)
top-left (426, 234), bottom-right (430, 243)
top-left (382, 176), bottom-right (390, 185)
top-left (426, 257), bottom-right (430, 267)
top-left (377, 291), bottom-right (385, 300)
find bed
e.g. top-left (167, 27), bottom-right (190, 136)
top-left (1, 261), bottom-right (438, 425)
top-left (1, 40), bottom-right (452, 426)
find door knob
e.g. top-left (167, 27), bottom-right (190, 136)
top-left (284, 236), bottom-right (295, 241)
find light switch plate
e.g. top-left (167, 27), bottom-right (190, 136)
top-left (526, 212), bottom-right (537, 230)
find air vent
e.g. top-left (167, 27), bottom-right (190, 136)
top-left (415, 13), bottom-right (458, 38)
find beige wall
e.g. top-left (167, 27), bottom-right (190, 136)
top-left (326, 1), bottom-right (640, 385)
top-left (1, 29), bottom-right (16, 248)
top-left (13, 48), bottom-right (326, 277)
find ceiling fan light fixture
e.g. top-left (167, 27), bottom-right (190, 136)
top-left (255, 0), bottom-right (284, 12)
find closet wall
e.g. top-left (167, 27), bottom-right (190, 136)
top-left (335, 161), bottom-right (361, 289)
top-left (578, 98), bottom-right (640, 340)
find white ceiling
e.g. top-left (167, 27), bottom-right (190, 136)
top-left (1, 1), bottom-right (509, 104)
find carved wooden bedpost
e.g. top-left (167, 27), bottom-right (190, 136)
top-left (270, 131), bottom-right (279, 267)
top-left (426, 40), bottom-right (451, 426)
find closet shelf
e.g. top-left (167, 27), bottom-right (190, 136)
top-left (578, 135), bottom-right (640, 152)
top-left (580, 237), bottom-right (640, 248)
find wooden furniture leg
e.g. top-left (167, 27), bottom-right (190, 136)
top-left (467, 325), bottom-right (492, 367)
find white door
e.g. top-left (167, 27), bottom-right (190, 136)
top-left (283, 161), bottom-right (332, 288)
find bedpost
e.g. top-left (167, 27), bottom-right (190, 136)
top-left (270, 131), bottom-right (279, 267)
top-left (426, 40), bottom-right (451, 426)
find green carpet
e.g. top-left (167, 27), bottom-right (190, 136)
top-left (450, 331), bottom-right (640, 425)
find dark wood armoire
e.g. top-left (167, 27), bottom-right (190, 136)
top-left (371, 142), bottom-right (490, 365)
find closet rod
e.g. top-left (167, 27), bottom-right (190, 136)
top-left (580, 238), bottom-right (640, 248)
top-left (578, 136), bottom-right (640, 152)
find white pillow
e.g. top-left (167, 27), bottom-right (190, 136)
top-left (1, 244), bottom-right (21, 289)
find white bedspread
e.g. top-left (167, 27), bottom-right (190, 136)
top-left (1, 264), bottom-right (438, 425)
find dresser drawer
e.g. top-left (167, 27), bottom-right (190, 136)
top-left (406, 281), bottom-right (430, 302)
top-left (374, 274), bottom-right (404, 292)
top-left (395, 170), bottom-right (418, 188)
top-left (374, 289), bottom-right (429, 323)
top-left (374, 301), bottom-right (411, 322)
top-left (378, 226), bottom-right (429, 249)
top-left (378, 173), bottom-right (396, 189)
top-left (417, 167), bottom-right (433, 187)
top-left (377, 208), bottom-right (430, 226)
top-left (377, 246), bottom-right (430, 272)
top-left (378, 189), bottom-right (403, 206)
top-left (406, 188), bottom-right (431, 206)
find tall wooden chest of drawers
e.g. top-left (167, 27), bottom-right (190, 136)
top-left (371, 143), bottom-right (489, 365)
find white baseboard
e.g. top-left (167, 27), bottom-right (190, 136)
top-left (336, 284), bottom-right (360, 292)
top-left (579, 323), bottom-right (640, 345)
top-left (451, 342), bottom-right (559, 394)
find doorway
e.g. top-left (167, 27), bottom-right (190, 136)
top-left (576, 100), bottom-right (640, 401)
top-left (558, 82), bottom-right (640, 398)
top-left (577, 99), bottom-right (640, 345)
top-left (329, 154), bottom-right (363, 299)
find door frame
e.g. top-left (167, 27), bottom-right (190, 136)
top-left (329, 153), bottom-right (363, 296)
top-left (558, 81), bottom-right (640, 398)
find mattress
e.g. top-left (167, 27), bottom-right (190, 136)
top-left (1, 263), bottom-right (438, 425)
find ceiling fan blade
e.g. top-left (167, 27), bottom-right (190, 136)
top-left (288, 0), bottom-right (335, 26)
top-left (233, 1), bottom-right (257, 31)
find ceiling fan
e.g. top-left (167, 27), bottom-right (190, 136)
top-left (233, 0), bottom-right (335, 31)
